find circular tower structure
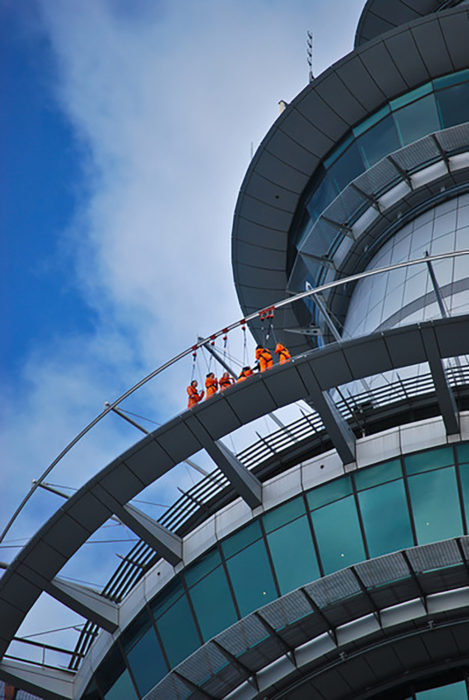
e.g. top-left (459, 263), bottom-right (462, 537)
top-left (3, 2), bottom-right (469, 699)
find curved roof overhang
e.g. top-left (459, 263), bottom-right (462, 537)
top-left (232, 4), bottom-right (469, 354)
top-left (354, 0), bottom-right (450, 49)
top-left (146, 537), bottom-right (469, 699)
top-left (1, 315), bottom-right (469, 698)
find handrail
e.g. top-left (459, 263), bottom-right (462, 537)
top-left (2, 248), bottom-right (469, 544)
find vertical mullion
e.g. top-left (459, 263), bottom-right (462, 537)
top-left (302, 492), bottom-right (325, 578)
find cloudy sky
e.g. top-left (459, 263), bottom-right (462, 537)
top-left (1, 0), bottom-right (364, 651)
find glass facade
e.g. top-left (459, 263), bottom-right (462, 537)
top-left (288, 68), bottom-right (469, 293)
top-left (342, 193), bottom-right (469, 340)
top-left (84, 441), bottom-right (469, 698)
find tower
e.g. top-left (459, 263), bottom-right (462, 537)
top-left (3, 1), bottom-right (469, 698)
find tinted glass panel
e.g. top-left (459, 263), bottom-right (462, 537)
top-left (434, 69), bottom-right (469, 89)
top-left (310, 495), bottom-right (366, 575)
top-left (437, 82), bottom-right (469, 128)
top-left (404, 446), bottom-right (453, 475)
top-left (126, 625), bottom-right (167, 697)
top-left (156, 593), bottom-right (200, 666)
top-left (190, 566), bottom-right (237, 641)
top-left (96, 646), bottom-right (127, 696)
top-left (408, 467), bottom-right (463, 545)
top-left (185, 548), bottom-right (221, 587)
top-left (328, 141), bottom-right (364, 192)
top-left (457, 443), bottom-right (469, 464)
top-left (82, 680), bottom-right (100, 700)
top-left (358, 114), bottom-right (400, 167)
top-left (458, 462), bottom-right (469, 526)
top-left (104, 670), bottom-right (136, 700)
top-left (267, 515), bottom-right (320, 594)
top-left (222, 520), bottom-right (262, 558)
top-left (355, 459), bottom-right (402, 490)
top-left (151, 578), bottom-right (185, 620)
top-left (307, 476), bottom-right (352, 510)
top-left (353, 104), bottom-right (390, 137)
top-left (263, 496), bottom-right (306, 533)
top-left (390, 82), bottom-right (432, 110)
top-left (226, 539), bottom-right (276, 616)
top-left (307, 174), bottom-right (338, 220)
top-left (415, 680), bottom-right (467, 698)
top-left (394, 94), bottom-right (440, 146)
top-left (358, 479), bottom-right (413, 557)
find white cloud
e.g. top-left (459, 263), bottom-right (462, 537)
top-left (1, 0), bottom-right (364, 654)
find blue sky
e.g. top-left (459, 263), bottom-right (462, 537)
top-left (1, 0), bottom-right (364, 653)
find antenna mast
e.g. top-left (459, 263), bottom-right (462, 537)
top-left (307, 30), bottom-right (314, 83)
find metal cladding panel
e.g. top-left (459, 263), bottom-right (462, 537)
top-left (423, 627), bottom-right (458, 661)
top-left (266, 130), bottom-right (320, 177)
top-left (383, 326), bottom-right (425, 367)
top-left (359, 42), bottom-right (408, 96)
top-left (394, 636), bottom-right (431, 669)
top-left (335, 55), bottom-right (386, 111)
top-left (364, 646), bottom-right (403, 681)
top-left (439, 12), bottom-right (469, 70)
top-left (251, 152), bottom-right (310, 194)
top-left (97, 461), bottom-right (143, 505)
top-left (233, 216), bottom-right (287, 250)
top-left (303, 349), bottom-right (354, 390)
top-left (385, 28), bottom-right (431, 92)
top-left (337, 656), bottom-right (377, 691)
top-left (234, 240), bottom-right (285, 270)
top-left (0, 574), bottom-right (40, 615)
top-left (280, 109), bottom-right (334, 157)
top-left (184, 399), bottom-right (242, 441)
top-left (19, 540), bottom-right (67, 581)
top-left (262, 364), bottom-right (306, 406)
top-left (310, 670), bottom-right (353, 699)
top-left (373, 0), bottom-right (422, 26)
top-left (224, 380), bottom-right (278, 423)
top-left (343, 336), bottom-right (393, 378)
top-left (236, 262), bottom-right (289, 290)
top-left (154, 420), bottom-right (202, 463)
top-left (0, 600), bottom-right (29, 649)
top-left (433, 316), bottom-right (469, 358)
top-left (359, 14), bottom-right (395, 45)
top-left (450, 624), bottom-right (469, 654)
top-left (314, 71), bottom-right (367, 126)
top-left (237, 194), bottom-right (295, 230)
top-left (295, 89), bottom-right (349, 142)
top-left (62, 491), bottom-right (112, 534)
top-left (244, 172), bottom-right (299, 213)
top-left (123, 438), bottom-right (174, 487)
top-left (410, 20), bottom-right (454, 78)
top-left (42, 514), bottom-right (90, 561)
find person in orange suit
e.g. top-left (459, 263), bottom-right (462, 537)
top-left (187, 380), bottom-right (204, 408)
top-left (205, 372), bottom-right (218, 399)
top-left (255, 345), bottom-right (273, 372)
top-left (237, 366), bottom-right (254, 382)
top-left (219, 371), bottom-right (234, 391)
top-left (275, 342), bottom-right (291, 364)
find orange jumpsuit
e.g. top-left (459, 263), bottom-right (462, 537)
top-left (219, 373), bottom-right (234, 391)
top-left (275, 343), bottom-right (291, 364)
top-left (187, 383), bottom-right (204, 409)
top-left (237, 367), bottom-right (254, 382)
top-left (205, 374), bottom-right (218, 399)
top-left (255, 346), bottom-right (273, 372)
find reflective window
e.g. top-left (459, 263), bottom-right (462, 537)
top-left (225, 538), bottom-right (277, 616)
top-left (437, 82), bottom-right (469, 130)
top-left (222, 520), bottom-right (262, 558)
top-left (358, 479), bottom-right (413, 557)
top-left (266, 515), bottom-right (320, 594)
top-left (185, 548), bottom-right (221, 587)
top-left (328, 141), bottom-right (364, 191)
top-left (457, 444), bottom-right (469, 464)
top-left (404, 446), bottom-right (453, 475)
top-left (390, 82), bottom-right (432, 110)
top-left (104, 670), bottom-right (136, 700)
top-left (310, 494), bottom-right (366, 574)
top-left (307, 172), bottom-right (338, 221)
top-left (189, 565), bottom-right (237, 641)
top-left (394, 94), bottom-right (439, 146)
top-left (415, 680), bottom-right (468, 698)
top-left (154, 590), bottom-right (200, 667)
top-left (124, 620), bottom-right (167, 697)
top-left (355, 459), bottom-right (402, 489)
top-left (307, 475), bottom-right (353, 510)
top-left (408, 467), bottom-right (463, 545)
top-left (358, 113), bottom-right (400, 168)
top-left (82, 680), bottom-right (100, 700)
top-left (96, 646), bottom-right (136, 700)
